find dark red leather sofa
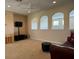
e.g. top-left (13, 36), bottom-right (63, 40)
top-left (49, 31), bottom-right (74, 59)
top-left (50, 45), bottom-right (74, 59)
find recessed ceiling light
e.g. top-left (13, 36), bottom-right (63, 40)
top-left (28, 10), bottom-right (31, 13)
top-left (8, 5), bottom-right (11, 7)
top-left (53, 1), bottom-right (56, 4)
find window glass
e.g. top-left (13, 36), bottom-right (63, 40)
top-left (52, 12), bottom-right (64, 30)
top-left (69, 10), bottom-right (74, 30)
top-left (40, 16), bottom-right (48, 30)
top-left (31, 19), bottom-right (38, 30)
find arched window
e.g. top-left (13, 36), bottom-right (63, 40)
top-left (31, 18), bottom-right (38, 30)
top-left (40, 16), bottom-right (48, 30)
top-left (52, 12), bottom-right (64, 30)
top-left (69, 10), bottom-right (74, 30)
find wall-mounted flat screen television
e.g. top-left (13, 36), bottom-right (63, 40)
top-left (15, 21), bottom-right (22, 27)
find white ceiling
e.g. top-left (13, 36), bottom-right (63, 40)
top-left (5, 0), bottom-right (74, 15)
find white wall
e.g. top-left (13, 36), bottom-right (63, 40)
top-left (28, 3), bottom-right (74, 44)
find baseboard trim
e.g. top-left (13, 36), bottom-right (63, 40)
top-left (31, 38), bottom-right (62, 45)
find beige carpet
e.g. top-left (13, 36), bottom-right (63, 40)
top-left (5, 39), bottom-right (50, 59)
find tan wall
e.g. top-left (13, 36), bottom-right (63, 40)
top-left (5, 11), bottom-right (14, 42)
top-left (28, 3), bottom-right (74, 44)
top-left (5, 11), bottom-right (28, 42)
top-left (14, 13), bottom-right (28, 35)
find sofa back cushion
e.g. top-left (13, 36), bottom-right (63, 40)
top-left (67, 31), bottom-right (74, 46)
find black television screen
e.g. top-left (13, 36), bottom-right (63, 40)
top-left (15, 22), bottom-right (22, 27)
